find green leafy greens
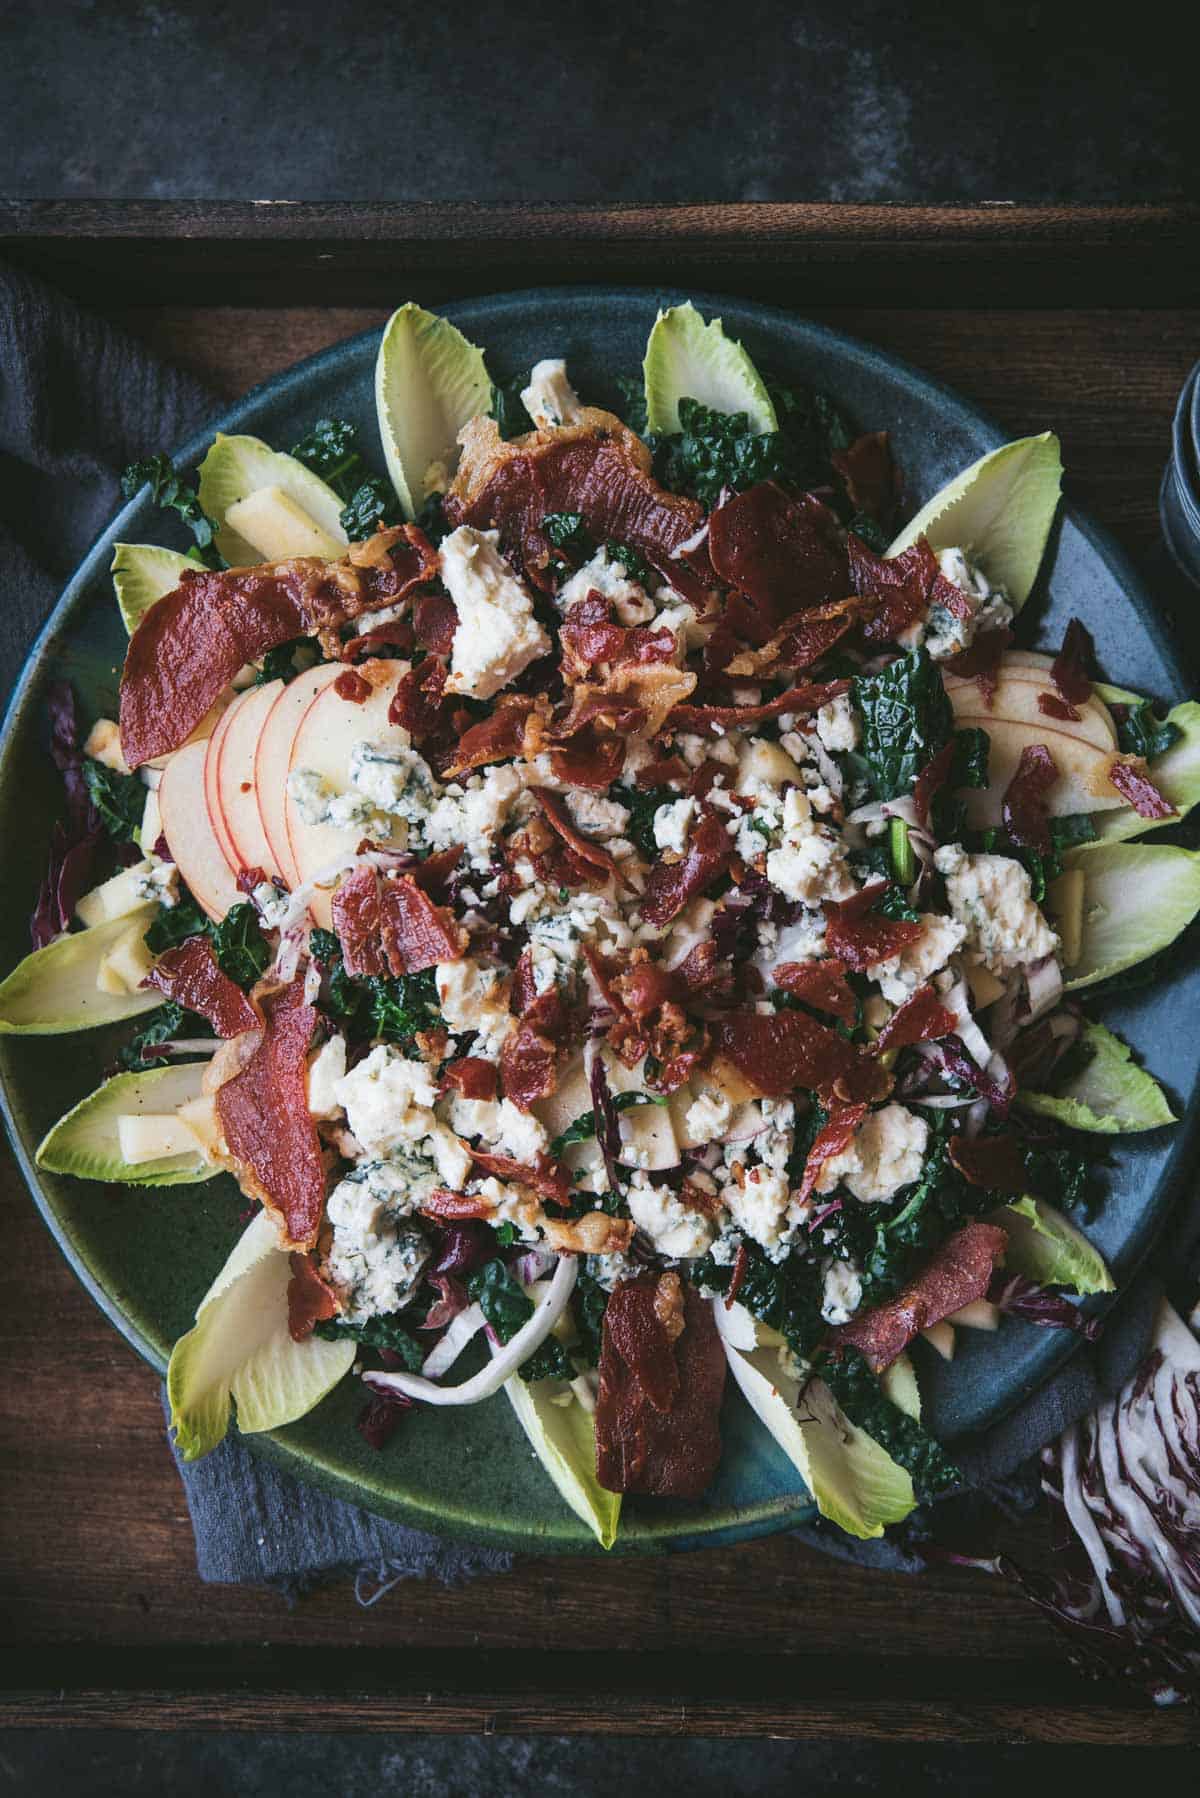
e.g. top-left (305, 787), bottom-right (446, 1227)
top-left (289, 416), bottom-right (402, 539)
top-left (120, 454), bottom-right (224, 567)
top-left (852, 648), bottom-right (954, 803)
top-left (1114, 698), bottom-right (1182, 764)
top-left (143, 897), bottom-right (270, 991)
top-left (467, 1260), bottom-right (573, 1383)
top-left (83, 759), bottom-right (145, 843)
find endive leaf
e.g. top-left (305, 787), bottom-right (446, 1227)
top-left (36, 1060), bottom-right (213, 1186)
top-left (375, 303), bottom-right (492, 520)
top-left (0, 906), bottom-right (159, 1034)
top-left (1064, 841), bottom-right (1200, 990)
top-left (643, 302), bottom-right (777, 435)
top-left (1017, 1018), bottom-right (1175, 1134)
top-left (111, 543), bottom-right (195, 634)
top-left (197, 432), bottom-right (348, 565)
top-left (999, 1198), bottom-right (1114, 1296)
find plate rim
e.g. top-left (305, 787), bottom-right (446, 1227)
top-left (1, 283), bottom-right (1191, 1553)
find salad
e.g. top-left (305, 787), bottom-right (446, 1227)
top-left (4, 299), bottom-right (1200, 1553)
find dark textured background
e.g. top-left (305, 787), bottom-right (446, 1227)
top-left (1, 0), bottom-right (1186, 204)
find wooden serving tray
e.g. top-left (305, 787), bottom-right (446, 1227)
top-left (0, 202), bottom-right (1197, 1747)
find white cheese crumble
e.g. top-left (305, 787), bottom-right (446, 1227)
top-left (435, 957), bottom-right (514, 1060)
top-left (815, 692), bottom-right (860, 754)
top-left (898, 545), bottom-right (1015, 661)
top-left (721, 1164), bottom-right (797, 1261)
top-left (440, 525), bottom-right (551, 701)
top-left (653, 796), bottom-right (696, 855)
top-left (348, 742), bottom-right (437, 825)
top-left (814, 1103), bottom-right (929, 1204)
top-left (934, 844), bottom-right (1059, 973)
top-left (448, 1094), bottom-right (549, 1164)
top-left (520, 358), bottom-right (585, 431)
top-left (869, 910), bottom-right (968, 1007)
top-left (685, 1089), bottom-right (732, 1144)
top-left (820, 1257), bottom-right (864, 1326)
top-left (627, 1171), bottom-right (715, 1259)
top-left (306, 1033), bottom-right (347, 1119)
top-left (765, 789), bottom-right (857, 905)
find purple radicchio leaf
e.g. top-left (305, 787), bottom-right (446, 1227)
top-left (31, 680), bottom-right (105, 949)
top-left (587, 1041), bottom-right (622, 1192)
top-left (989, 1274), bottom-right (1104, 1340)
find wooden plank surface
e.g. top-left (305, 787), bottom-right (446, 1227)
top-left (1, 285), bottom-right (1198, 1745)
top-left (2, 202), bottom-right (1197, 307)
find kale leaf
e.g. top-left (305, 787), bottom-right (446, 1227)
top-left (466, 1259), bottom-right (573, 1383)
top-left (83, 759), bottom-right (145, 844)
top-left (572, 1271), bottom-right (609, 1371)
top-left (613, 783), bottom-right (678, 859)
top-left (853, 648), bottom-right (954, 802)
top-left (614, 375), bottom-right (648, 436)
top-left (490, 379), bottom-right (532, 441)
top-left (209, 901), bottom-right (271, 988)
top-left (1115, 698), bottom-right (1181, 763)
top-left (543, 511), bottom-right (590, 555)
top-left (368, 966), bottom-right (440, 1046)
top-left (977, 812), bottom-right (1098, 904)
top-left (115, 1001), bottom-right (213, 1070)
top-left (290, 416), bottom-right (402, 539)
top-left (653, 398), bottom-right (793, 509)
top-left (120, 454), bottom-right (224, 567)
top-left (254, 640), bottom-right (308, 686)
top-left (818, 1348), bottom-right (962, 1502)
top-left (143, 895), bottom-right (209, 955)
top-left (314, 1313), bottom-right (425, 1369)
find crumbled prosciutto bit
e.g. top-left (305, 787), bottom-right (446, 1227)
top-left (724, 597), bottom-right (868, 678)
top-left (635, 754), bottom-right (690, 788)
top-left (673, 940), bottom-right (731, 1000)
top-left (948, 1131), bottom-right (1030, 1193)
top-left (439, 1056), bottom-right (499, 1101)
top-left (872, 982), bottom-right (958, 1054)
top-left (708, 483), bottom-right (848, 642)
top-left (412, 591), bottom-right (459, 656)
top-left (912, 741), bottom-right (955, 831)
top-left (847, 534), bottom-right (971, 644)
top-left (340, 619), bottom-right (415, 661)
top-left (1002, 742), bottom-right (1057, 853)
top-left (797, 1103), bottom-right (869, 1204)
top-left (551, 690), bottom-right (648, 741)
top-left (333, 669), bottom-right (372, 704)
top-left (826, 1054), bottom-right (895, 1106)
top-left (531, 788), bottom-right (631, 887)
top-left (421, 1189), bottom-right (495, 1220)
top-left (560, 593), bottom-right (675, 678)
top-left (666, 677), bottom-right (851, 734)
top-left (724, 1240), bottom-right (749, 1310)
top-left (442, 696), bottom-right (540, 778)
top-left (772, 958), bottom-right (857, 1023)
top-left (332, 867), bottom-right (467, 977)
top-left (500, 1019), bottom-right (558, 1111)
top-left (119, 525), bottom-right (438, 767)
top-left (1037, 691), bottom-right (1079, 723)
top-left (145, 936), bottom-right (258, 1038)
top-left (824, 882), bottom-right (924, 971)
top-left (595, 1275), bottom-right (725, 1499)
top-left (639, 808), bottom-right (733, 927)
top-left (1051, 617), bottom-right (1095, 708)
top-left (388, 656), bottom-right (449, 743)
top-left (1108, 759), bottom-right (1175, 820)
top-left (469, 1148), bottom-right (571, 1205)
top-left (548, 730), bottom-right (625, 790)
top-left (286, 1252), bottom-right (339, 1342)
top-left (213, 979), bottom-right (326, 1250)
top-left (829, 1221), bottom-right (1009, 1371)
top-left (943, 627), bottom-right (1011, 708)
top-left (710, 1006), bottom-right (857, 1099)
top-left (830, 431), bottom-right (899, 527)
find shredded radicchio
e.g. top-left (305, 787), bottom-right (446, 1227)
top-left (712, 871), bottom-right (803, 964)
top-left (31, 681), bottom-right (104, 948)
top-left (989, 1274), bottom-right (1104, 1341)
top-left (356, 1387), bottom-right (413, 1450)
top-left (587, 1040), bottom-right (622, 1190)
top-left (428, 1220), bottom-right (495, 1279)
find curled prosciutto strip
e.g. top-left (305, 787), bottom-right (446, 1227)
top-left (829, 1221), bottom-right (1009, 1372)
top-left (847, 534), bottom-right (971, 645)
top-left (707, 482), bottom-right (848, 637)
top-left (500, 1019), bottom-right (558, 1111)
top-left (119, 526), bottom-right (438, 767)
top-left (144, 936), bottom-right (258, 1038)
top-left (286, 1253), bottom-right (339, 1342)
top-left (912, 739), bottom-right (956, 831)
top-left (531, 788), bottom-right (631, 887)
top-left (441, 696), bottom-right (541, 779)
top-left (724, 597), bottom-right (870, 678)
top-left (943, 627), bottom-right (1011, 709)
top-left (771, 957), bottom-right (857, 1023)
top-left (1050, 617), bottom-right (1095, 709)
top-left (211, 978), bottom-right (325, 1250)
top-left (639, 808), bottom-right (733, 928)
top-left (830, 431), bottom-right (899, 527)
top-left (797, 1103), bottom-right (869, 1204)
top-left (872, 982), bottom-right (958, 1054)
top-left (666, 677), bottom-right (850, 736)
top-left (469, 1148), bottom-right (571, 1205)
top-left (1001, 743), bottom-right (1057, 853)
top-left (560, 594), bottom-right (675, 678)
top-left (595, 1274), bottom-right (726, 1499)
top-left (387, 655), bottom-right (449, 744)
top-left (439, 1056), bottom-right (499, 1101)
top-left (824, 882), bottom-right (924, 971)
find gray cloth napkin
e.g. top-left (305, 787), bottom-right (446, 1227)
top-left (2, 259), bottom-right (1194, 1590)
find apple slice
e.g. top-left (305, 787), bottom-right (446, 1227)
top-left (253, 663), bottom-right (345, 888)
top-left (203, 690), bottom-right (251, 873)
top-left (947, 674), bottom-right (1116, 750)
top-left (284, 660), bottom-right (411, 928)
top-left (159, 740), bottom-right (242, 920)
top-left (215, 678), bottom-right (285, 877)
top-left (953, 713), bottom-right (1128, 828)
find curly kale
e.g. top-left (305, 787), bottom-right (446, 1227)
top-left (120, 454), bottom-right (224, 567)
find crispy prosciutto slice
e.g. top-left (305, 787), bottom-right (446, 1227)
top-left (119, 526), bottom-right (438, 767)
top-left (547, 730), bottom-right (625, 789)
top-left (847, 534), bottom-right (971, 645)
top-left (210, 978), bottom-right (325, 1251)
top-left (1002, 743), bottom-right (1057, 853)
top-left (440, 695), bottom-right (542, 779)
top-left (724, 597), bottom-right (869, 678)
top-left (709, 1006), bottom-right (857, 1099)
top-left (639, 807), bottom-right (732, 927)
top-left (446, 414), bottom-right (711, 606)
top-left (501, 1020), bottom-right (558, 1111)
top-left (144, 936), bottom-right (258, 1038)
top-left (872, 983), bottom-right (958, 1054)
top-left (829, 1221), bottom-right (1009, 1372)
top-left (331, 866), bottom-right (467, 977)
top-left (1050, 617), bottom-right (1095, 709)
top-left (388, 655), bottom-right (449, 743)
top-left (286, 1253), bottom-right (339, 1342)
top-left (530, 789), bottom-right (631, 887)
top-left (707, 483), bottom-right (848, 638)
top-left (943, 627), bottom-right (1011, 708)
top-left (412, 591), bottom-right (459, 656)
top-left (1108, 758), bottom-right (1174, 820)
top-left (595, 1274), bottom-right (726, 1499)
top-left (468, 1148), bottom-right (571, 1205)
top-left (824, 882), bottom-right (923, 971)
top-left (666, 677), bottom-right (850, 735)
top-left (830, 431), bottom-right (899, 527)
top-left (771, 958), bottom-right (857, 1023)
top-left (560, 594), bottom-right (675, 678)
top-left (797, 1103), bottom-right (869, 1204)
top-left (913, 739), bottom-right (956, 829)
top-left (440, 1056), bottom-right (499, 1101)
top-left (947, 1132), bottom-right (1029, 1194)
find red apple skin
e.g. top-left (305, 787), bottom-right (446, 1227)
top-left (215, 679), bottom-right (284, 879)
top-left (203, 690), bottom-right (251, 875)
top-left (253, 664), bottom-right (344, 889)
top-left (159, 740), bottom-right (243, 922)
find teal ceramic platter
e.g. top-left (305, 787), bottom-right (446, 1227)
top-left (2, 288), bottom-right (1195, 1553)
